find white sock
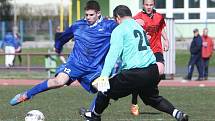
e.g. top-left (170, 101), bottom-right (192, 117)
top-left (93, 110), bottom-right (101, 116)
top-left (172, 109), bottom-right (179, 118)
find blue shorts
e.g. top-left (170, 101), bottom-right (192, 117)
top-left (55, 62), bottom-right (102, 93)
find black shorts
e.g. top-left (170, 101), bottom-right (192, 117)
top-left (154, 52), bottom-right (164, 63)
top-left (106, 64), bottom-right (160, 101)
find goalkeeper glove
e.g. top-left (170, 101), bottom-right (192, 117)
top-left (92, 76), bottom-right (110, 92)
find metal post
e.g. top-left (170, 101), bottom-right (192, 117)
top-left (27, 54), bottom-right (30, 72)
top-left (69, 0), bottom-right (72, 26)
top-left (13, 0), bottom-right (18, 34)
top-left (49, 19), bottom-right (53, 42)
top-left (77, 0), bottom-right (81, 20)
top-left (60, 0), bottom-right (64, 32)
top-left (1, 21), bottom-right (5, 40)
top-left (164, 18), bottom-right (176, 79)
top-left (19, 20), bottom-right (24, 44)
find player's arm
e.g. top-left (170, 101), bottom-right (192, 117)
top-left (211, 37), bottom-right (215, 51)
top-left (107, 20), bottom-right (118, 32)
top-left (92, 28), bottom-right (123, 92)
top-left (161, 26), bottom-right (169, 52)
top-left (133, 13), bottom-right (145, 27)
top-left (101, 28), bottom-right (123, 77)
top-left (54, 27), bottom-right (74, 54)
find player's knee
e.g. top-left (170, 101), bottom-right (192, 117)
top-left (156, 62), bottom-right (164, 75)
top-left (142, 96), bottom-right (162, 106)
top-left (49, 78), bottom-right (66, 87)
top-left (53, 73), bottom-right (69, 86)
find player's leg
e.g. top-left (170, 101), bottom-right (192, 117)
top-left (10, 46), bottom-right (16, 66)
top-left (204, 58), bottom-right (209, 80)
top-left (18, 54), bottom-right (22, 65)
top-left (138, 66), bottom-right (188, 121)
top-left (88, 94), bottom-right (98, 113)
top-left (5, 46), bottom-right (14, 67)
top-left (80, 69), bottom-right (134, 120)
top-left (130, 63), bottom-right (161, 117)
top-left (196, 57), bottom-right (204, 80)
top-left (9, 72), bottom-right (70, 106)
top-left (139, 91), bottom-right (188, 121)
top-left (80, 65), bottom-right (159, 120)
top-left (9, 63), bottom-right (74, 106)
top-left (129, 53), bottom-right (164, 116)
top-left (81, 89), bottom-right (131, 120)
top-left (93, 92), bottom-right (110, 116)
top-left (130, 91), bottom-right (139, 116)
top-left (185, 55), bottom-right (196, 80)
top-left (80, 92), bottom-right (109, 121)
top-left (138, 63), bottom-right (188, 121)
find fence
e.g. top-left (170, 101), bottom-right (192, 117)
top-left (0, 19), bottom-right (62, 45)
top-left (0, 52), bottom-right (68, 71)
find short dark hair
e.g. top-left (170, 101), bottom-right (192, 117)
top-left (113, 5), bottom-right (132, 19)
top-left (193, 28), bottom-right (199, 33)
top-left (143, 0), bottom-right (155, 4)
top-left (84, 0), bottom-right (100, 12)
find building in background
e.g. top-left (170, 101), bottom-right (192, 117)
top-left (109, 0), bottom-right (215, 40)
top-left (4, 0), bottom-right (215, 41)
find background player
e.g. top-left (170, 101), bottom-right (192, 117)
top-left (80, 5), bottom-right (188, 121)
top-left (131, 0), bottom-right (169, 115)
top-left (10, 0), bottom-right (117, 106)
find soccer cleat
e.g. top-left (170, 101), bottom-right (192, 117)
top-left (195, 77), bottom-right (204, 81)
top-left (183, 76), bottom-right (191, 81)
top-left (130, 104), bottom-right (139, 116)
top-left (9, 92), bottom-right (29, 106)
top-left (79, 107), bottom-right (101, 121)
top-left (177, 112), bottom-right (189, 121)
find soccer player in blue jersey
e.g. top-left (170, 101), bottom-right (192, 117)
top-left (9, 0), bottom-right (117, 106)
top-left (80, 5), bottom-right (188, 121)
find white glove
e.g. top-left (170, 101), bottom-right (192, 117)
top-left (92, 76), bottom-right (110, 92)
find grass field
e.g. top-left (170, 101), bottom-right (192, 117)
top-left (1, 86), bottom-right (215, 121)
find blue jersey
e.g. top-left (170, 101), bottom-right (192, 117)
top-left (2, 32), bottom-right (17, 48)
top-left (55, 17), bottom-right (117, 92)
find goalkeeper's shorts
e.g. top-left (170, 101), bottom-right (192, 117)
top-left (106, 64), bottom-right (160, 102)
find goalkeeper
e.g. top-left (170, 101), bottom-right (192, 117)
top-left (80, 5), bottom-right (188, 121)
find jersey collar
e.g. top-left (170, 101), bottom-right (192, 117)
top-left (85, 16), bottom-right (104, 28)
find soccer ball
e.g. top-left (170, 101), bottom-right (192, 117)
top-left (25, 110), bottom-right (45, 121)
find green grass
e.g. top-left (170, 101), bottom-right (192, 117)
top-left (176, 49), bottom-right (215, 67)
top-left (1, 86), bottom-right (215, 121)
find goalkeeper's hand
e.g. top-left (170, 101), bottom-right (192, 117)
top-left (92, 76), bottom-right (110, 92)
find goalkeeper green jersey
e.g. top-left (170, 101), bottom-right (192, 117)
top-left (101, 18), bottom-right (156, 77)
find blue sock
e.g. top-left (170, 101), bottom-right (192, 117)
top-left (26, 80), bottom-right (48, 98)
top-left (89, 95), bottom-right (97, 111)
